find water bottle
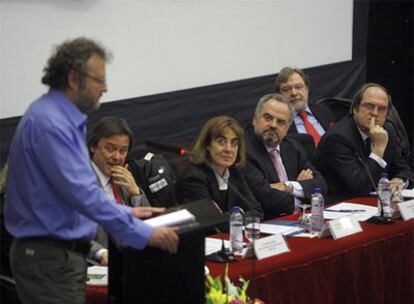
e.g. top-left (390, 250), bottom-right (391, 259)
top-left (311, 188), bottom-right (324, 233)
top-left (229, 206), bottom-right (243, 255)
top-left (377, 173), bottom-right (391, 218)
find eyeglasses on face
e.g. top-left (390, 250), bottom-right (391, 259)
top-left (103, 144), bottom-right (129, 155)
top-left (280, 83), bottom-right (306, 94)
top-left (359, 102), bottom-right (388, 114)
top-left (77, 70), bottom-right (106, 85)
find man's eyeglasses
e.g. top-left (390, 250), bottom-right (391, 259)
top-left (360, 102), bottom-right (388, 114)
top-left (280, 83), bottom-right (306, 94)
top-left (103, 144), bottom-right (129, 155)
top-left (78, 70), bottom-right (106, 85)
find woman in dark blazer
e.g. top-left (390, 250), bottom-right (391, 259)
top-left (179, 116), bottom-right (263, 219)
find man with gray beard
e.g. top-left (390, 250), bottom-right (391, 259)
top-left (243, 93), bottom-right (327, 219)
top-left (275, 67), bottom-right (335, 145)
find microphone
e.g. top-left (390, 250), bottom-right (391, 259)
top-left (354, 150), bottom-right (394, 224)
top-left (146, 141), bottom-right (258, 220)
top-left (205, 227), bottom-right (235, 263)
top-left (145, 140), bottom-right (192, 157)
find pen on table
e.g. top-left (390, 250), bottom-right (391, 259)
top-left (324, 209), bottom-right (366, 213)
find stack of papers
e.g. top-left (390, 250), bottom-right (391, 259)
top-left (144, 209), bottom-right (195, 228)
top-left (260, 221), bottom-right (304, 236)
top-left (324, 202), bottom-right (377, 221)
top-left (205, 237), bottom-right (231, 256)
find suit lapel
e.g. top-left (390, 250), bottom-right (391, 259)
top-left (280, 141), bottom-right (296, 181)
top-left (348, 117), bottom-right (370, 159)
top-left (310, 103), bottom-right (329, 130)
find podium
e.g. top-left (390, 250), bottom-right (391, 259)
top-left (112, 199), bottom-right (227, 304)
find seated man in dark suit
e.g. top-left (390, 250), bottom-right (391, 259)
top-left (275, 67), bottom-right (335, 145)
top-left (312, 83), bottom-right (414, 202)
top-left (88, 117), bottom-right (150, 304)
top-left (244, 93), bottom-right (327, 220)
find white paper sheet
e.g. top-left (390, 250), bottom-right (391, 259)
top-left (324, 202), bottom-right (377, 221)
top-left (205, 237), bottom-right (231, 255)
top-left (259, 223), bottom-right (304, 236)
top-left (144, 209), bottom-right (195, 227)
top-left (401, 189), bottom-right (414, 198)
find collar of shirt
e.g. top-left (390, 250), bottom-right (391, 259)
top-left (213, 167), bottom-right (230, 190)
top-left (91, 162), bottom-right (115, 200)
top-left (357, 126), bottom-right (369, 141)
top-left (294, 105), bottom-right (325, 136)
top-left (266, 144), bottom-right (281, 154)
top-left (295, 105), bottom-right (312, 118)
top-left (50, 89), bottom-right (88, 137)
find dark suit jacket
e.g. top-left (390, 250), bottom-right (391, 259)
top-left (179, 163), bottom-right (263, 219)
top-left (288, 102), bottom-right (336, 134)
top-left (312, 115), bottom-right (414, 202)
top-left (244, 126), bottom-right (327, 220)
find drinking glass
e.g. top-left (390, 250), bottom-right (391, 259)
top-left (297, 204), bottom-right (311, 230)
top-left (244, 216), bottom-right (260, 248)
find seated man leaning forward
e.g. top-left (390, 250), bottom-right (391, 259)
top-left (179, 116), bottom-right (263, 219)
top-left (312, 83), bottom-right (414, 202)
top-left (87, 116), bottom-right (150, 265)
top-left (244, 93), bottom-right (327, 220)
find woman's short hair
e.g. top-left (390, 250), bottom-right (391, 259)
top-left (191, 116), bottom-right (246, 170)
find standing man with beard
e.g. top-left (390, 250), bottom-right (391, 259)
top-left (275, 67), bottom-right (335, 145)
top-left (4, 37), bottom-right (178, 304)
top-left (244, 94), bottom-right (327, 220)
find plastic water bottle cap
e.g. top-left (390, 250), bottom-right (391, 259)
top-left (380, 172), bottom-right (388, 179)
top-left (231, 206), bottom-right (241, 213)
top-left (313, 188), bottom-right (321, 193)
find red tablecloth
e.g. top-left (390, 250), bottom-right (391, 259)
top-left (206, 197), bottom-right (414, 304)
top-left (88, 197), bottom-right (414, 304)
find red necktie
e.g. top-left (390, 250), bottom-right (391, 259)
top-left (298, 111), bottom-right (321, 145)
top-left (110, 178), bottom-right (124, 205)
top-left (270, 149), bottom-right (287, 182)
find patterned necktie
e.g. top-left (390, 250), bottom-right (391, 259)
top-left (298, 111), bottom-right (321, 145)
top-left (110, 178), bottom-right (124, 205)
top-left (270, 149), bottom-right (287, 182)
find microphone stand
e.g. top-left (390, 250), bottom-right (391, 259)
top-left (198, 155), bottom-right (259, 303)
top-left (355, 152), bottom-right (394, 224)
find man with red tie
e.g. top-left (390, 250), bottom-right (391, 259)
top-left (88, 116), bottom-right (150, 304)
top-left (275, 67), bottom-right (335, 145)
top-left (244, 93), bottom-right (327, 220)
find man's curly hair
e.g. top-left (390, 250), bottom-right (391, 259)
top-left (41, 37), bottom-right (112, 90)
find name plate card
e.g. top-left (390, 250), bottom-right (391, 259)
top-left (327, 216), bottom-right (362, 240)
top-left (398, 199), bottom-right (414, 221)
top-left (254, 234), bottom-right (290, 260)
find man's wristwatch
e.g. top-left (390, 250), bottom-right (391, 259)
top-left (283, 181), bottom-right (294, 194)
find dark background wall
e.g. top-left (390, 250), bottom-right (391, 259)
top-left (366, 1), bottom-right (413, 147)
top-left (1, 0), bottom-right (413, 168)
top-left (354, 0), bottom-right (413, 162)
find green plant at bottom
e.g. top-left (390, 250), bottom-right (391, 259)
top-left (205, 264), bottom-right (251, 304)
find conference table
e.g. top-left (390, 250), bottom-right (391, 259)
top-left (87, 196), bottom-right (414, 304)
